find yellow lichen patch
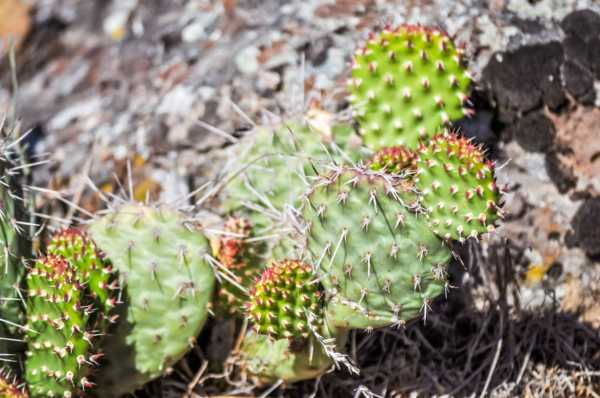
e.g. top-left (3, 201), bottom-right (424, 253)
top-left (524, 255), bottom-right (554, 286)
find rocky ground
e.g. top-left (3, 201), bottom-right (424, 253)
top-left (1, 0), bottom-right (599, 397)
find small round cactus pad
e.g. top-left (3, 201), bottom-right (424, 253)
top-left (349, 25), bottom-right (471, 149)
top-left (302, 166), bottom-right (452, 329)
top-left (415, 132), bottom-right (501, 241)
top-left (246, 259), bottom-right (321, 339)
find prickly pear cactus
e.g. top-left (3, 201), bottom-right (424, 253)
top-left (414, 132), bottom-right (501, 241)
top-left (245, 260), bottom-right (321, 339)
top-left (88, 203), bottom-right (215, 396)
top-left (369, 145), bottom-right (417, 175)
top-left (212, 217), bottom-right (264, 316)
top-left (24, 256), bottom-right (101, 398)
top-left (349, 25), bottom-right (471, 149)
top-left (0, 369), bottom-right (27, 398)
top-left (302, 166), bottom-right (452, 329)
top-left (240, 330), bottom-right (333, 383)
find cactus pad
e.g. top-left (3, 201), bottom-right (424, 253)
top-left (369, 145), bottom-right (417, 175)
top-left (349, 25), bottom-right (471, 149)
top-left (302, 166), bottom-right (452, 329)
top-left (414, 132), bottom-right (501, 241)
top-left (88, 203), bottom-right (215, 395)
top-left (222, 120), bottom-right (359, 261)
top-left (24, 256), bottom-right (100, 398)
top-left (246, 260), bottom-right (321, 339)
top-left (240, 331), bottom-right (332, 383)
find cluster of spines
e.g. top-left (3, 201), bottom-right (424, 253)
top-left (349, 24), bottom-right (471, 149)
top-left (415, 132), bottom-right (502, 241)
top-left (245, 260), bottom-right (321, 340)
top-left (369, 145), bottom-right (417, 175)
top-left (0, 369), bottom-right (28, 398)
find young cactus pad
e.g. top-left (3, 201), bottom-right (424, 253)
top-left (47, 229), bottom-right (115, 323)
top-left (349, 25), bottom-right (471, 149)
top-left (414, 132), bottom-right (501, 241)
top-left (88, 204), bottom-right (215, 395)
top-left (302, 166), bottom-right (452, 329)
top-left (245, 260), bottom-right (321, 339)
top-left (0, 370), bottom-right (27, 398)
top-left (213, 217), bottom-right (264, 316)
top-left (24, 256), bottom-right (99, 398)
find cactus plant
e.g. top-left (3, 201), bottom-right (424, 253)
top-left (349, 25), bottom-right (471, 149)
top-left (302, 166), bottom-right (452, 329)
top-left (88, 203), bottom-right (215, 396)
top-left (24, 255), bottom-right (103, 398)
top-left (245, 259), bottom-right (321, 339)
top-left (414, 132), bottom-right (501, 241)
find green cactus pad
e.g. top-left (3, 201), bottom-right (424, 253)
top-left (349, 25), bottom-right (471, 149)
top-left (222, 120), bottom-right (361, 260)
top-left (88, 203), bottom-right (215, 396)
top-left (302, 166), bottom-right (452, 329)
top-left (369, 145), bottom-right (417, 175)
top-left (415, 132), bottom-right (501, 241)
top-left (24, 256), bottom-right (100, 398)
top-left (240, 331), bottom-right (333, 383)
top-left (212, 217), bottom-right (264, 316)
top-left (246, 260), bottom-right (321, 339)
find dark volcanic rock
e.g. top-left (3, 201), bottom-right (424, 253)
top-left (561, 10), bottom-right (600, 81)
top-left (561, 9), bottom-right (600, 43)
top-left (561, 60), bottom-right (596, 104)
top-left (510, 111), bottom-right (556, 153)
top-left (482, 42), bottom-right (565, 123)
top-left (571, 198), bottom-right (600, 257)
top-left (454, 110), bottom-right (496, 150)
top-left (545, 150), bottom-right (577, 194)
